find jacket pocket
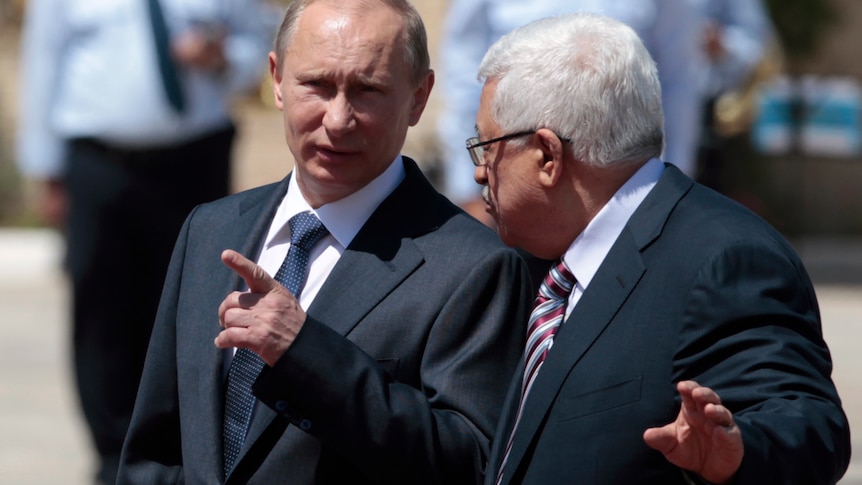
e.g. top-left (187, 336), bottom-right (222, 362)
top-left (557, 376), bottom-right (642, 421)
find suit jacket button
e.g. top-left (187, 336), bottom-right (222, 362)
top-left (275, 400), bottom-right (289, 412)
top-left (299, 419), bottom-right (312, 431)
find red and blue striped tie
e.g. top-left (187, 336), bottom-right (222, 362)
top-left (496, 259), bottom-right (575, 484)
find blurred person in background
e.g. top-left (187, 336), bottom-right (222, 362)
top-left (16, 0), bottom-right (274, 482)
top-left (436, 0), bottom-right (705, 225)
top-left (693, 0), bottom-right (778, 193)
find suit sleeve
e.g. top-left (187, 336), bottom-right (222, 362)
top-left (253, 246), bottom-right (531, 484)
top-left (675, 241), bottom-right (851, 484)
top-left (116, 210), bottom-right (196, 485)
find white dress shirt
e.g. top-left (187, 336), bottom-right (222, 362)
top-left (562, 158), bottom-right (665, 318)
top-left (255, 156), bottom-right (406, 310)
top-left (16, 0), bottom-right (276, 178)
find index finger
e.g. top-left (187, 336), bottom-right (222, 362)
top-left (221, 249), bottom-right (279, 294)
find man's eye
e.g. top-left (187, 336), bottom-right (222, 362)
top-left (358, 84), bottom-right (383, 94)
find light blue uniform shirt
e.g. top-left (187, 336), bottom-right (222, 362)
top-left (436, 0), bottom-right (706, 202)
top-left (694, 0), bottom-right (775, 96)
top-left (16, 0), bottom-right (277, 178)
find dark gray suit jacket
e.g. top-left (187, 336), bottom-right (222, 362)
top-left (118, 158), bottom-right (533, 484)
top-left (488, 164), bottom-right (850, 484)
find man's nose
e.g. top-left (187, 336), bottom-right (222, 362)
top-left (473, 163), bottom-right (488, 185)
top-left (323, 93), bottom-right (356, 134)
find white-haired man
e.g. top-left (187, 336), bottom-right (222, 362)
top-left (472, 13), bottom-right (850, 485)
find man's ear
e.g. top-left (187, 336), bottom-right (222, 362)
top-left (409, 70), bottom-right (435, 126)
top-left (269, 52), bottom-right (284, 110)
top-left (536, 128), bottom-right (567, 187)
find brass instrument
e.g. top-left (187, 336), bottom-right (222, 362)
top-left (714, 40), bottom-right (785, 137)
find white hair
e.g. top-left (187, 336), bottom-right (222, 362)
top-left (478, 13), bottom-right (664, 167)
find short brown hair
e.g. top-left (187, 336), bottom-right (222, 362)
top-left (272, 0), bottom-right (430, 87)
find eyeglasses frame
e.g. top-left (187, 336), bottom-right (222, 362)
top-left (465, 130), bottom-right (572, 166)
top-left (465, 131), bottom-right (535, 166)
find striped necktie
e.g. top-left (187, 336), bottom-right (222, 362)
top-left (222, 211), bottom-right (328, 476)
top-left (496, 259), bottom-right (576, 484)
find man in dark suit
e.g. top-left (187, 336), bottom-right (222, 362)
top-left (470, 14), bottom-right (850, 484)
top-left (117, 1), bottom-right (532, 483)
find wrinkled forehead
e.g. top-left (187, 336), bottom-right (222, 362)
top-left (297, 2), bottom-right (405, 49)
top-left (282, 8), bottom-right (410, 83)
top-left (286, 15), bottom-right (411, 85)
top-left (290, 3), bottom-right (407, 66)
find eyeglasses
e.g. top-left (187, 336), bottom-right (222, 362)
top-left (465, 131), bottom-right (535, 166)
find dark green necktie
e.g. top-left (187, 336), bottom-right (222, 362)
top-left (146, 0), bottom-right (186, 113)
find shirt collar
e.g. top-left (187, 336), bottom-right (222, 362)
top-left (562, 158), bottom-right (664, 289)
top-left (264, 155), bottom-right (406, 250)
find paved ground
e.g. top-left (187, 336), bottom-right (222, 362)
top-left (0, 228), bottom-right (860, 484)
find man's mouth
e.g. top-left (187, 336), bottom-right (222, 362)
top-left (481, 185), bottom-right (492, 207)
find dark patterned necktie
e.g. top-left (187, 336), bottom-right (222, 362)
top-left (496, 259), bottom-right (576, 484)
top-left (145, 0), bottom-right (186, 112)
top-left (222, 211), bottom-right (328, 475)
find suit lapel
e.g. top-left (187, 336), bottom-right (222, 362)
top-left (487, 359), bottom-right (526, 481)
top-left (500, 232), bottom-right (645, 483)
top-left (500, 164), bottom-right (693, 482)
top-left (308, 239), bottom-right (424, 335)
top-left (307, 157), bottom-right (448, 336)
top-left (213, 179), bottom-right (292, 476)
top-left (234, 178), bottom-right (291, 263)
top-left (234, 158), bottom-right (451, 473)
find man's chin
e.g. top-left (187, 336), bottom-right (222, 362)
top-left (497, 229), bottom-right (520, 249)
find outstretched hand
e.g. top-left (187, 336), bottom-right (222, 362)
top-left (215, 249), bottom-right (306, 366)
top-left (643, 381), bottom-right (743, 484)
